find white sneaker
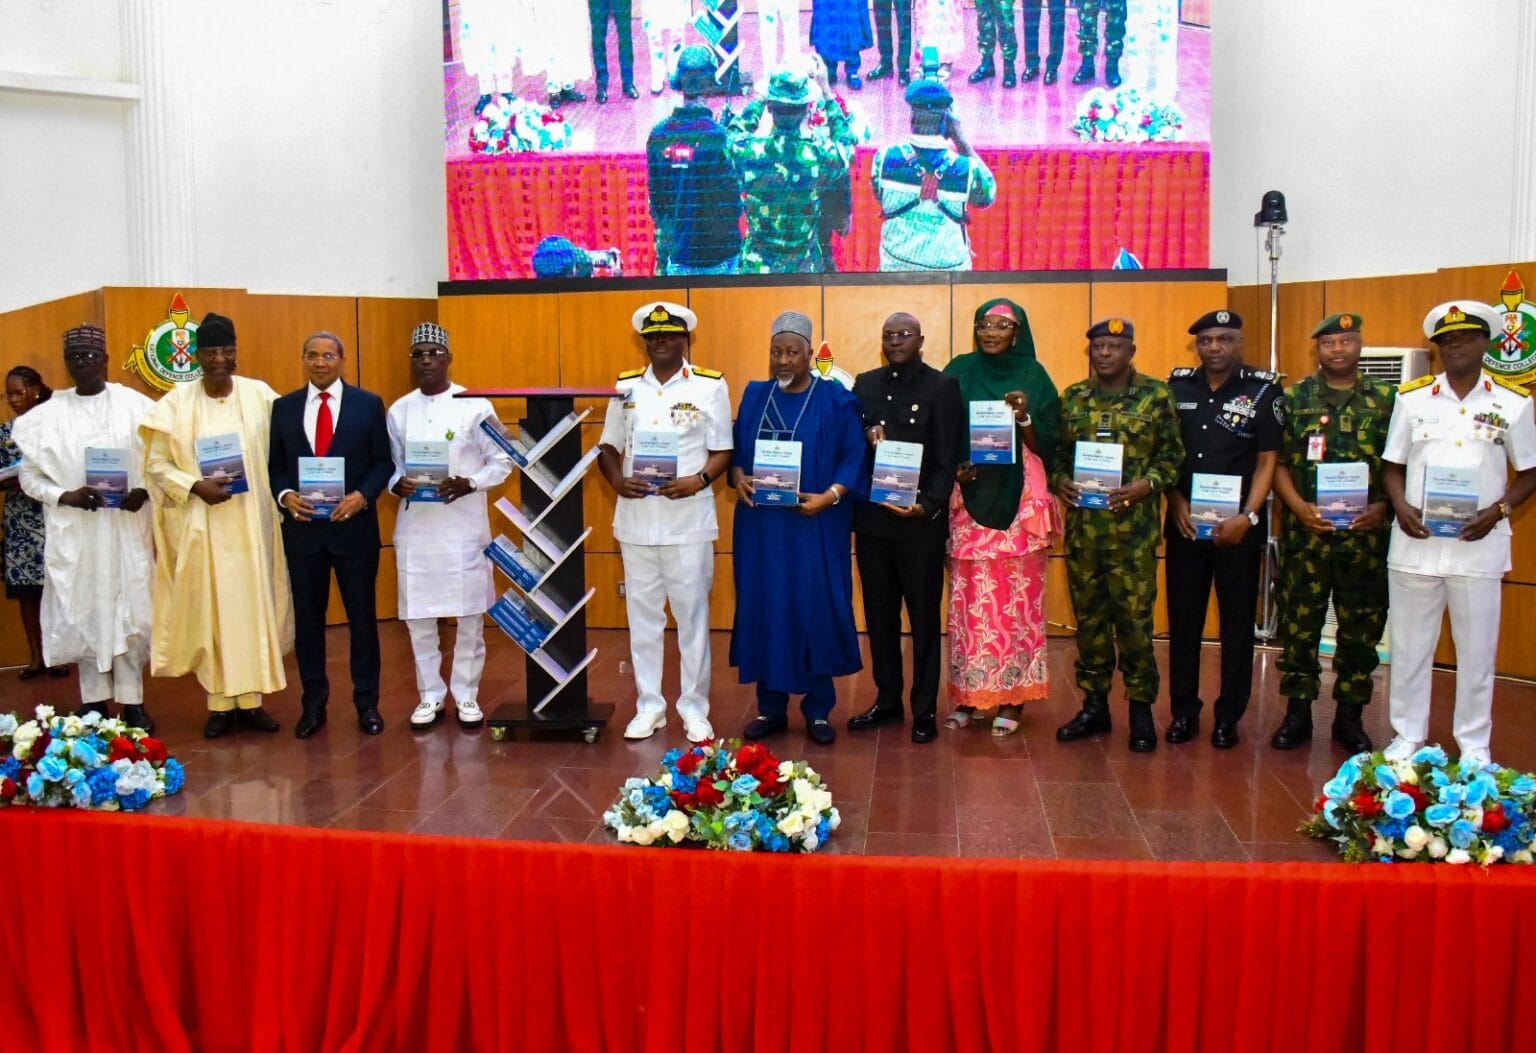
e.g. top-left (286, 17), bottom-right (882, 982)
top-left (1383, 736), bottom-right (1422, 762)
top-left (625, 710), bottom-right (666, 740)
top-left (683, 715), bottom-right (715, 744)
top-left (410, 698), bottom-right (444, 728)
top-left (455, 698), bottom-right (484, 727)
top-left (1460, 747), bottom-right (1492, 769)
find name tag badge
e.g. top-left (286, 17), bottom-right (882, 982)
top-left (1307, 433), bottom-right (1326, 461)
top-left (1096, 411), bottom-right (1113, 439)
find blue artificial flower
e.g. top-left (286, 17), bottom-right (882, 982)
top-left (671, 773), bottom-right (697, 795)
top-left (766, 832), bottom-right (791, 853)
top-left (754, 812), bottom-right (776, 839)
top-left (1323, 775), bottom-right (1354, 802)
top-left (1448, 819), bottom-right (1477, 850)
top-left (1429, 769), bottom-right (1451, 788)
top-left (45, 738), bottom-right (67, 758)
top-left (1377, 817), bottom-right (1409, 840)
top-left (37, 755), bottom-right (68, 782)
top-left (1494, 827), bottom-right (1524, 854)
top-left (726, 830), bottom-right (753, 851)
top-left (724, 811), bottom-right (750, 830)
top-left (0, 757), bottom-right (20, 780)
top-left (1411, 745), bottom-right (1449, 767)
top-left (71, 781), bottom-right (92, 808)
top-left (1438, 783), bottom-right (1467, 807)
top-left (815, 817), bottom-right (831, 843)
top-left (1510, 776), bottom-right (1536, 798)
top-left (119, 788), bottom-right (151, 811)
top-left (1384, 792), bottom-right (1417, 821)
top-left (87, 766), bottom-right (118, 802)
top-left (26, 773), bottom-right (44, 798)
top-left (69, 738), bottom-right (101, 767)
top-left (1374, 765), bottom-right (1399, 790)
top-left (1424, 803), bottom-right (1458, 827)
top-left (730, 774), bottom-right (759, 797)
top-left (1465, 774), bottom-right (1498, 807)
top-left (661, 748), bottom-right (684, 767)
top-left (641, 785), bottom-right (670, 810)
top-left (1337, 757), bottom-right (1363, 785)
top-left (1323, 801), bottom-right (1342, 829)
top-left (64, 768), bottom-right (84, 787)
top-left (162, 758), bottom-right (185, 795)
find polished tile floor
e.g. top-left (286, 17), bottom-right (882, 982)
top-left (8, 624), bottom-right (1535, 861)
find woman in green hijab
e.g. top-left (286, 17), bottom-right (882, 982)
top-left (942, 298), bottom-right (1062, 735)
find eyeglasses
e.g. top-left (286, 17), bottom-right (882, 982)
top-left (882, 329), bottom-right (919, 341)
top-left (302, 351), bottom-right (341, 363)
top-left (409, 347), bottom-right (448, 360)
top-left (63, 350), bottom-right (104, 362)
top-left (975, 320), bottom-right (1018, 333)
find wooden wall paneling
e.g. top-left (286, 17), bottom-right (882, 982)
top-left (949, 282), bottom-right (1093, 385)
top-left (1321, 272), bottom-right (1441, 352)
top-left (1044, 555), bottom-right (1073, 636)
top-left (1089, 279), bottom-right (1228, 381)
top-left (1508, 503), bottom-right (1536, 586)
top-left (437, 294), bottom-right (562, 389)
top-left (686, 285), bottom-right (822, 388)
top-left (1232, 280), bottom-right (1328, 383)
top-left (357, 296), bottom-right (438, 405)
top-left (707, 551), bottom-right (737, 631)
top-left (585, 552), bottom-right (628, 628)
top-left (1496, 583), bottom-right (1536, 678)
top-left (0, 290), bottom-right (106, 392)
top-left (822, 282), bottom-right (954, 374)
top-left (102, 287), bottom-right (250, 397)
top-left (241, 294), bottom-right (360, 391)
top-left (1429, 261), bottom-right (1536, 315)
top-left (556, 288), bottom-right (685, 389)
top-left (582, 422), bottom-right (619, 553)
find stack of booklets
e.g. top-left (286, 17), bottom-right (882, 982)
top-left (485, 534), bottom-right (552, 592)
top-left (489, 590), bottom-right (553, 652)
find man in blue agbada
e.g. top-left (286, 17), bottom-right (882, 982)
top-left (729, 310), bottom-right (867, 745)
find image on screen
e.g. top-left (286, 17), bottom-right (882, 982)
top-left (442, 1), bottom-right (1210, 281)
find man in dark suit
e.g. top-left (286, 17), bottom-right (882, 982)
top-left (846, 312), bottom-right (963, 743)
top-left (269, 331), bottom-right (394, 739)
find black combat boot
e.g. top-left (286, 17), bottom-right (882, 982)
top-left (1270, 699), bottom-right (1313, 750)
top-left (1330, 703), bottom-right (1373, 754)
top-left (1057, 693), bottom-right (1111, 741)
top-left (1127, 701), bottom-right (1156, 753)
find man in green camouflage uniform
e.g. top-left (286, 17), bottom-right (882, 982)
top-left (1269, 313), bottom-right (1395, 754)
top-left (969, 0), bottom-right (1019, 86)
top-left (1071, 0), bottom-right (1127, 87)
top-left (1052, 317), bottom-right (1184, 753)
top-left (725, 69), bottom-right (851, 275)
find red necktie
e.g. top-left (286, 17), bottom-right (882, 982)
top-left (315, 391), bottom-right (334, 456)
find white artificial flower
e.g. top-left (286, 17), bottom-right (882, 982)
top-left (1466, 805), bottom-right (1484, 828)
top-left (661, 810), bottom-right (689, 842)
top-left (802, 833), bottom-right (820, 852)
top-left (79, 710), bottom-right (102, 728)
top-left (777, 812), bottom-right (808, 837)
top-left (1403, 826), bottom-right (1430, 851)
top-left (0, 714), bottom-right (17, 737)
top-left (622, 777), bottom-right (647, 790)
top-left (34, 705), bottom-right (54, 723)
top-left (632, 826), bottom-right (657, 846)
top-left (828, 808), bottom-right (841, 830)
top-left (1428, 837), bottom-right (1449, 859)
top-left (661, 772), bottom-right (673, 788)
top-left (1446, 848), bottom-right (1471, 865)
top-left (1392, 761), bottom-right (1418, 786)
top-left (1396, 847), bottom-right (1421, 860)
top-left (12, 724), bottom-right (39, 748)
top-left (1372, 836), bottom-right (1393, 857)
top-left (778, 761), bottom-right (794, 779)
top-left (61, 715), bottom-right (84, 738)
top-left (12, 742), bottom-right (30, 761)
top-left (1513, 850), bottom-right (1534, 865)
top-left (1485, 846), bottom-right (1505, 863)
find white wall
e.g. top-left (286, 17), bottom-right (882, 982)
top-left (0, 0), bottom-right (1530, 314)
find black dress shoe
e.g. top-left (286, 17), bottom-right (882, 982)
top-left (1056, 695), bottom-right (1111, 742)
top-left (204, 711), bottom-right (237, 740)
top-left (1071, 58), bottom-right (1095, 84)
top-left (846, 74), bottom-right (863, 91)
top-left (237, 707), bottom-right (280, 734)
top-left (743, 715), bottom-right (788, 741)
top-left (1330, 705), bottom-right (1373, 754)
top-left (622, 82), bottom-right (639, 99)
top-left (358, 708), bottom-right (384, 735)
top-left (1165, 715), bottom-right (1200, 744)
top-left (1043, 66), bottom-right (1059, 85)
top-left (120, 704), bottom-right (154, 734)
top-left (1021, 61), bottom-right (1040, 82)
top-left (595, 86), bottom-right (608, 104)
top-left (967, 62), bottom-right (996, 84)
top-left (295, 711), bottom-right (327, 739)
top-left (867, 63), bottom-right (892, 81)
top-left (1128, 702), bottom-right (1157, 753)
top-left (1270, 710), bottom-right (1313, 750)
top-left (1002, 60), bottom-right (1017, 87)
top-left (911, 714), bottom-right (937, 744)
top-left (561, 87), bottom-right (587, 104)
top-left (78, 701), bottom-right (110, 718)
top-left (1105, 58), bottom-right (1122, 88)
top-left (1211, 721), bottom-right (1240, 749)
top-left (807, 719), bottom-right (836, 746)
top-left (897, 70), bottom-right (912, 86)
top-left (847, 702), bottom-right (902, 732)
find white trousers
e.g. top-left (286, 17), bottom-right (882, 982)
top-left (757, 0), bottom-right (802, 78)
top-left (621, 540), bottom-right (713, 720)
top-left (405, 616), bottom-right (487, 705)
top-left (1387, 570), bottom-right (1500, 754)
top-left (77, 643), bottom-right (146, 706)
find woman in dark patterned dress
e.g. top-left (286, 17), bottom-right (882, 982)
top-left (2, 366), bottom-right (64, 679)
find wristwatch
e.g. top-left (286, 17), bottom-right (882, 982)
top-left (1016, 413), bottom-right (1033, 428)
top-left (698, 470), bottom-right (711, 487)
top-left (1245, 510), bottom-right (1260, 527)
top-left (1498, 500), bottom-right (1513, 520)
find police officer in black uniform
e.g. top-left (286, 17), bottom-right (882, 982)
top-left (846, 312), bottom-right (964, 744)
top-left (1164, 309), bottom-right (1282, 749)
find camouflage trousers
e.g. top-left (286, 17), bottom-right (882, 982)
top-left (1077, 0), bottom-right (1126, 60)
top-left (976, 0), bottom-right (1018, 62)
top-left (1065, 538), bottom-right (1159, 703)
top-left (739, 237), bottom-right (824, 275)
top-left (1276, 527), bottom-right (1389, 706)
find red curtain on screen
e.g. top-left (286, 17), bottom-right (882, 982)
top-left (446, 146), bottom-right (1209, 281)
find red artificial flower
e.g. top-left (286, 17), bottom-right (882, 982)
top-left (108, 737), bottom-right (138, 763)
top-left (676, 751), bottom-right (701, 776)
top-left (734, 743), bottom-right (779, 781)
top-left (1402, 784), bottom-right (1429, 812)
top-left (694, 780), bottom-right (725, 807)
top-left (1314, 794), bottom-right (1328, 812)
top-left (1483, 803), bottom-right (1510, 833)
top-left (0, 777), bottom-right (15, 802)
top-left (1351, 792), bottom-right (1383, 817)
top-left (757, 776), bottom-right (782, 799)
top-left (139, 738), bottom-right (168, 764)
top-left (28, 732), bottom-right (51, 763)
top-left (669, 790), bottom-right (696, 811)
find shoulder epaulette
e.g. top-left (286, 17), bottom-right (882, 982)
top-left (691, 366), bottom-right (724, 379)
top-left (616, 368), bottom-right (644, 380)
top-left (1491, 374), bottom-right (1530, 397)
top-left (1246, 368), bottom-right (1279, 383)
top-left (1169, 367), bottom-right (1197, 379)
top-left (1398, 374), bottom-right (1435, 394)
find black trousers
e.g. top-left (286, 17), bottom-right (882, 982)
top-left (855, 531), bottom-right (947, 719)
top-left (1165, 531), bottom-right (1263, 723)
top-left (872, 0), bottom-right (913, 70)
top-left (1023, 0), bottom-right (1066, 66)
top-left (588, 0), bottom-right (634, 87)
top-left (288, 546), bottom-right (381, 713)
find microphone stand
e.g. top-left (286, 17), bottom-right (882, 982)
top-left (1254, 220), bottom-right (1285, 642)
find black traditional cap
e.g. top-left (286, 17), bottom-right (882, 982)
top-left (1311, 313), bottom-right (1363, 339)
top-left (1086, 317), bottom-right (1134, 341)
top-left (904, 79), bottom-right (953, 110)
top-left (62, 323), bottom-right (106, 353)
top-left (197, 312), bottom-right (236, 348)
top-left (1188, 309), bottom-right (1243, 335)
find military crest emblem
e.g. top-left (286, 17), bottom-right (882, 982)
top-left (811, 342), bottom-right (854, 390)
top-left (1484, 270), bottom-right (1536, 388)
top-left (125, 292), bottom-right (202, 392)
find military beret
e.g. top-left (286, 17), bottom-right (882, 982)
top-left (196, 313), bottom-right (236, 348)
top-left (765, 68), bottom-right (810, 105)
top-left (675, 44), bottom-right (714, 76)
top-left (1188, 309), bottom-right (1242, 335)
top-left (632, 301), bottom-right (697, 335)
top-left (771, 310), bottom-right (814, 343)
top-left (1422, 300), bottom-right (1503, 341)
top-left (1311, 313), bottom-right (1363, 339)
top-left (904, 78), bottom-right (953, 110)
top-left (1086, 318), bottom-right (1134, 341)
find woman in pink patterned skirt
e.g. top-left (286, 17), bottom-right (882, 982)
top-left (943, 299), bottom-right (1062, 735)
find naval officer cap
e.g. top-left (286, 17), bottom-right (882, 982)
top-left (1422, 301), bottom-right (1504, 342)
top-left (632, 301), bottom-right (697, 336)
top-left (904, 78), bottom-right (953, 110)
top-left (1311, 313), bottom-right (1363, 339)
top-left (1086, 317), bottom-right (1134, 341)
top-left (1188, 309), bottom-right (1243, 335)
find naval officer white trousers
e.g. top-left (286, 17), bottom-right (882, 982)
top-left (621, 540), bottom-right (713, 721)
top-left (1387, 569), bottom-right (1500, 755)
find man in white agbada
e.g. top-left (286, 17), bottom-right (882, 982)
top-left (13, 324), bottom-right (156, 730)
top-left (388, 322), bottom-right (514, 728)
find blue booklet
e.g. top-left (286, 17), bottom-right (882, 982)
top-left (479, 418), bottom-right (528, 467)
top-left (403, 440), bottom-right (450, 502)
top-left (1190, 473), bottom-right (1241, 539)
top-left (969, 401), bottom-right (1015, 464)
top-left (489, 590), bottom-right (550, 651)
top-left (753, 440), bottom-right (801, 506)
top-left (486, 535), bottom-right (550, 592)
top-left (871, 440), bottom-right (922, 507)
top-left (297, 456), bottom-right (345, 520)
top-left (630, 430), bottom-right (679, 492)
top-left (1073, 442), bottom-right (1123, 509)
top-left (1316, 462), bottom-right (1369, 528)
top-left (84, 447), bottom-right (130, 508)
top-left (196, 433), bottom-right (248, 495)
top-left (1421, 466), bottom-right (1479, 538)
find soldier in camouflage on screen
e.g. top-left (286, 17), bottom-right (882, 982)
top-left (725, 68), bottom-right (852, 275)
top-left (1052, 318), bottom-right (1184, 753)
top-left (969, 0), bottom-right (1019, 86)
top-left (1268, 313), bottom-right (1395, 755)
top-left (1072, 0), bottom-right (1127, 87)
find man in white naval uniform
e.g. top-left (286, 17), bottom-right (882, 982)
top-left (388, 322), bottom-right (514, 729)
top-left (1381, 301), bottom-right (1536, 767)
top-left (597, 302), bottom-right (733, 743)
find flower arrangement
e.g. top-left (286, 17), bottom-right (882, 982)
top-left (468, 94), bottom-right (573, 156)
top-left (0, 706), bottom-right (185, 812)
top-left (602, 741), bottom-right (839, 852)
top-left (1301, 746), bottom-right (1536, 865)
top-left (1071, 87), bottom-right (1185, 143)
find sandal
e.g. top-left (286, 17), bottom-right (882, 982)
top-left (991, 705), bottom-right (1023, 737)
top-left (944, 708), bottom-right (975, 730)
